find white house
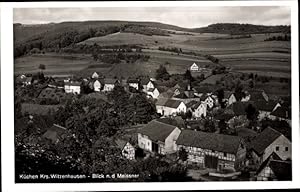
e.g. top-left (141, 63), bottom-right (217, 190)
top-left (127, 78), bottom-right (140, 90)
top-left (115, 139), bottom-right (135, 160)
top-left (250, 127), bottom-right (291, 166)
top-left (190, 62), bottom-right (199, 71)
top-left (138, 120), bottom-right (181, 155)
top-left (92, 72), bottom-right (99, 79)
top-left (193, 102), bottom-right (207, 118)
top-left (200, 94), bottom-right (215, 108)
top-left (103, 78), bottom-right (119, 92)
top-left (156, 98), bottom-right (187, 116)
top-left (146, 88), bottom-right (160, 99)
top-left (93, 80), bottom-right (101, 92)
top-left (141, 78), bottom-right (155, 91)
top-left (176, 130), bottom-right (246, 172)
top-left (64, 81), bottom-right (81, 94)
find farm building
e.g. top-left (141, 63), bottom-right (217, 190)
top-left (190, 63), bottom-right (199, 71)
top-left (137, 120), bottom-right (181, 155)
top-left (256, 153), bottom-right (291, 181)
top-left (64, 81), bottom-right (81, 94)
top-left (176, 130), bottom-right (246, 172)
top-left (156, 98), bottom-right (187, 116)
top-left (42, 124), bottom-right (67, 144)
top-left (145, 88), bottom-right (160, 99)
top-left (127, 78), bottom-right (140, 90)
top-left (186, 101), bottom-right (207, 118)
top-left (140, 77), bottom-right (155, 91)
top-left (250, 127), bottom-right (291, 166)
top-left (224, 91), bottom-right (237, 106)
top-left (255, 100), bottom-right (280, 120)
top-left (115, 139), bottom-right (135, 160)
top-left (103, 78), bottom-right (120, 92)
top-left (200, 93), bottom-right (216, 108)
top-left (269, 106), bottom-right (291, 125)
top-left (244, 89), bottom-right (269, 102)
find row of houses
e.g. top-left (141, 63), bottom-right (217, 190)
top-left (137, 119), bottom-right (291, 179)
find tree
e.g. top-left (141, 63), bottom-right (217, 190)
top-left (245, 104), bottom-right (258, 121)
top-left (184, 69), bottom-right (194, 81)
top-left (38, 64), bottom-right (46, 72)
top-left (216, 88), bottom-right (225, 108)
top-left (156, 65), bottom-right (170, 80)
top-left (218, 119), bottom-right (227, 134)
top-left (203, 119), bottom-right (216, 133)
top-left (178, 148), bottom-right (188, 162)
top-left (249, 80), bottom-right (254, 88)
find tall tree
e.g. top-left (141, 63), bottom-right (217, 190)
top-left (156, 65), bottom-right (170, 80)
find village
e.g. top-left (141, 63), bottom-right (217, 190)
top-left (14, 61), bottom-right (292, 182)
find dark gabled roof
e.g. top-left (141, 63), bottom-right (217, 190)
top-left (193, 86), bottom-right (213, 94)
top-left (247, 89), bottom-right (267, 102)
top-left (270, 106), bottom-right (291, 119)
top-left (127, 78), bottom-right (140, 84)
top-left (156, 98), bottom-right (183, 109)
top-left (164, 99), bottom-right (184, 108)
top-left (186, 100), bottom-right (198, 109)
top-left (140, 77), bottom-right (151, 85)
top-left (42, 124), bottom-right (67, 143)
top-left (104, 78), bottom-right (119, 84)
top-left (227, 102), bottom-right (247, 116)
top-left (64, 81), bottom-right (81, 86)
top-left (173, 92), bottom-right (188, 99)
top-left (256, 152), bottom-right (282, 174)
top-left (269, 160), bottom-right (292, 180)
top-left (138, 120), bottom-right (178, 142)
top-left (176, 130), bottom-right (242, 154)
top-left (224, 91), bottom-right (234, 99)
top-left (255, 100), bottom-right (277, 112)
top-left (200, 94), bottom-right (213, 101)
top-left (250, 127), bottom-right (282, 155)
top-left (159, 91), bottom-right (174, 99)
top-left (115, 139), bottom-right (128, 150)
top-left (156, 117), bottom-right (186, 129)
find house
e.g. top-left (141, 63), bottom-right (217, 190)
top-left (103, 78), bottom-right (119, 92)
top-left (141, 77), bottom-right (155, 91)
top-left (269, 106), bottom-right (291, 125)
top-left (42, 124), bottom-right (67, 144)
top-left (255, 100), bottom-right (280, 120)
top-left (127, 78), bottom-right (140, 90)
top-left (200, 94), bottom-right (216, 108)
top-left (256, 153), bottom-right (291, 181)
top-left (245, 89), bottom-right (269, 102)
top-left (156, 98), bottom-right (187, 116)
top-left (137, 120), bottom-right (181, 155)
top-left (93, 79), bottom-right (102, 92)
top-left (145, 88), bottom-right (160, 99)
top-left (115, 139), bottom-right (135, 160)
top-left (176, 130), bottom-right (246, 171)
top-left (172, 91), bottom-right (200, 104)
top-left (224, 91), bottom-right (237, 106)
top-left (250, 127), bottom-right (291, 166)
top-left (91, 72), bottom-right (99, 79)
top-left (187, 101), bottom-right (207, 118)
top-left (64, 81), bottom-right (81, 94)
top-left (190, 62), bottom-right (199, 71)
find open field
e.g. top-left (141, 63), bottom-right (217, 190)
top-left (15, 27), bottom-right (291, 80)
top-left (14, 53), bottom-right (98, 75)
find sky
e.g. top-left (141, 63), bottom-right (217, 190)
top-left (14, 6), bottom-right (291, 28)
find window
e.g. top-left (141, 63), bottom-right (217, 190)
top-left (276, 146), bottom-right (279, 151)
top-left (285, 147), bottom-right (289, 151)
